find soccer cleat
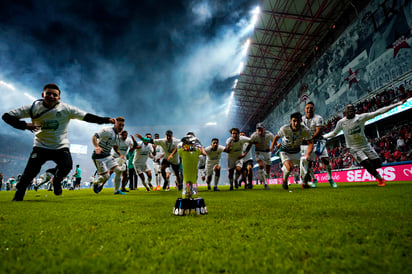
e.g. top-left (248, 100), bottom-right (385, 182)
top-left (166, 186), bottom-right (170, 191)
top-left (156, 185), bottom-right (161, 191)
top-left (114, 190), bottom-right (126, 195)
top-left (264, 184), bottom-right (270, 190)
top-left (377, 179), bottom-right (386, 187)
top-left (34, 185), bottom-right (38, 192)
top-left (329, 179), bottom-right (338, 188)
top-left (229, 185), bottom-right (234, 191)
top-left (312, 179), bottom-right (318, 188)
top-left (207, 185), bottom-right (211, 191)
top-left (53, 181), bottom-right (63, 196)
top-left (145, 187), bottom-right (150, 192)
top-left (213, 186), bottom-right (220, 191)
top-left (93, 183), bottom-right (102, 194)
top-left (282, 180), bottom-right (288, 190)
top-left (301, 183), bottom-right (311, 189)
top-left (121, 188), bottom-right (129, 192)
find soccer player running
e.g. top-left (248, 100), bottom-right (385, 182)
top-left (33, 167), bottom-right (57, 191)
top-left (152, 133), bottom-right (164, 191)
top-left (225, 128), bottom-right (251, 190)
top-left (92, 117), bottom-right (127, 195)
top-left (2, 83), bottom-right (115, 201)
top-left (241, 123), bottom-right (274, 190)
top-left (131, 133), bottom-right (155, 191)
top-left (270, 112), bottom-right (313, 190)
top-left (323, 99), bottom-right (408, 186)
top-left (113, 130), bottom-right (134, 192)
top-left (302, 102), bottom-right (337, 188)
top-left (135, 130), bottom-right (182, 190)
top-left (204, 138), bottom-right (228, 191)
top-left (239, 131), bottom-right (254, 189)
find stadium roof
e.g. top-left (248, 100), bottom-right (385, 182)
top-left (232, 0), bottom-right (371, 131)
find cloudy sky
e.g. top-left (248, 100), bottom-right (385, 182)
top-left (0, 0), bottom-right (259, 159)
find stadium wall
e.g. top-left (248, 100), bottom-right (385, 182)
top-left (263, 0), bottom-right (412, 133)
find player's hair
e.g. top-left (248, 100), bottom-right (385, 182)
top-left (154, 133), bottom-right (159, 137)
top-left (43, 83), bottom-right (61, 94)
top-left (116, 117), bottom-right (125, 122)
top-left (145, 133), bottom-right (152, 137)
top-left (229, 127), bottom-right (240, 134)
top-left (121, 130), bottom-right (128, 134)
top-left (211, 138), bottom-right (219, 143)
top-left (290, 112), bottom-right (302, 120)
top-left (186, 132), bottom-right (195, 136)
top-left (306, 101), bottom-right (315, 106)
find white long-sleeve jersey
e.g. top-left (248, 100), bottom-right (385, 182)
top-left (323, 101), bottom-right (403, 150)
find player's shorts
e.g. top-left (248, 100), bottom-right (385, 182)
top-left (350, 146), bottom-right (379, 164)
top-left (242, 159), bottom-right (254, 170)
top-left (153, 162), bottom-right (161, 174)
top-left (227, 157), bottom-right (243, 170)
top-left (301, 144), bottom-right (328, 161)
top-left (133, 162), bottom-right (151, 175)
top-left (205, 160), bottom-right (220, 177)
top-left (255, 151), bottom-right (271, 165)
top-left (279, 151), bottom-right (301, 165)
top-left (116, 157), bottom-right (127, 172)
top-left (93, 155), bottom-right (118, 174)
top-left (199, 168), bottom-right (206, 178)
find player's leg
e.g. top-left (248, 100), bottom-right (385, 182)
top-left (14, 148), bottom-right (48, 201)
top-left (52, 148), bottom-right (73, 196)
top-left (213, 165), bottom-right (221, 191)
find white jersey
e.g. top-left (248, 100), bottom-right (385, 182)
top-left (242, 142), bottom-right (254, 161)
top-left (153, 144), bottom-right (164, 162)
top-left (226, 136), bottom-right (250, 159)
top-left (154, 137), bottom-right (180, 165)
top-left (133, 141), bottom-right (154, 164)
top-left (277, 125), bottom-right (312, 154)
top-left (7, 101), bottom-right (86, 149)
top-left (113, 137), bottom-right (133, 157)
top-left (323, 101), bottom-right (403, 150)
top-left (302, 114), bottom-right (323, 140)
top-left (204, 145), bottom-right (225, 164)
top-left (250, 131), bottom-right (274, 152)
top-left (93, 127), bottom-right (119, 158)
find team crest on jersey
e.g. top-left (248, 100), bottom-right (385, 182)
top-left (42, 120), bottom-right (59, 130)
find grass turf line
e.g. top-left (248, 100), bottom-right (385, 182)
top-left (0, 182), bottom-right (411, 273)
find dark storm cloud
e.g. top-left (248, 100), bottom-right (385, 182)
top-left (0, 0), bottom-right (258, 146)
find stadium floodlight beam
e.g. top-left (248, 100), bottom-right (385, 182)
top-left (0, 80), bottom-right (16, 91)
top-left (24, 92), bottom-right (36, 101)
top-left (251, 6), bottom-right (260, 27)
top-left (238, 62), bottom-right (244, 74)
top-left (242, 39), bottom-right (251, 56)
top-left (233, 79), bottom-right (238, 89)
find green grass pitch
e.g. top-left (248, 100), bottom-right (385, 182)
top-left (0, 182), bottom-right (411, 273)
